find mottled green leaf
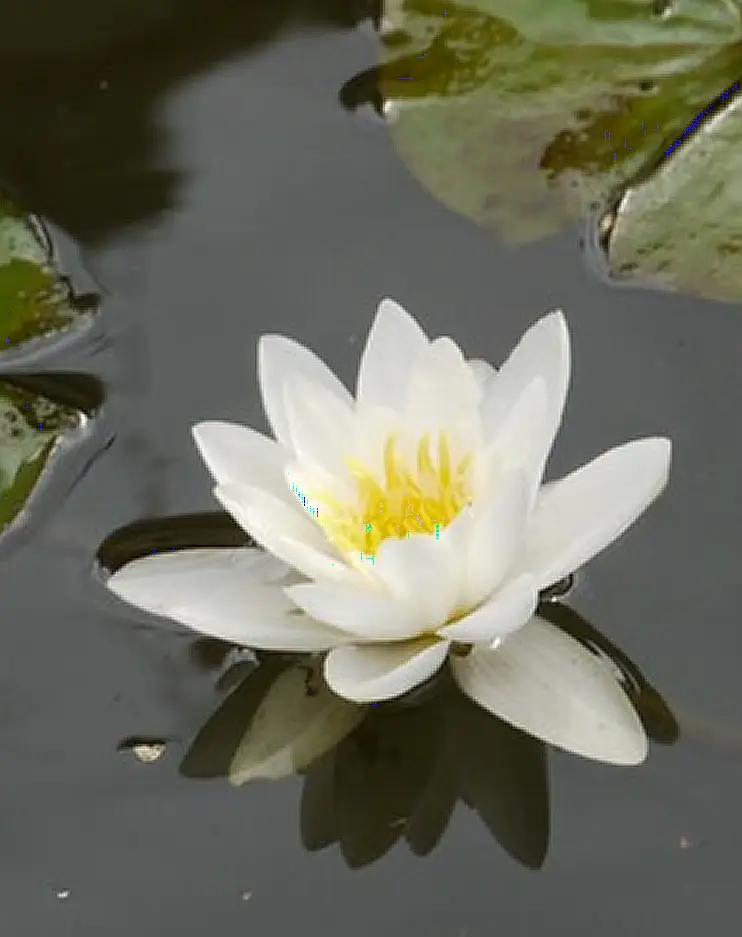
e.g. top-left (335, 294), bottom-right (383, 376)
top-left (0, 380), bottom-right (82, 537)
top-left (596, 84), bottom-right (742, 302)
top-left (0, 195), bottom-right (94, 351)
top-left (374, 0), bottom-right (742, 241)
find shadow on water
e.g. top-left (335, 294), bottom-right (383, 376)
top-left (0, 0), bottom-right (380, 245)
top-left (98, 511), bottom-right (677, 872)
top-left (176, 608), bottom-right (675, 871)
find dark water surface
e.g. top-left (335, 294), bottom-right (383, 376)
top-left (1, 1), bottom-right (741, 934)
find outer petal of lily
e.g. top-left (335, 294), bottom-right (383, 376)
top-left (282, 373), bottom-right (357, 480)
top-left (450, 617), bottom-right (648, 765)
top-left (459, 468), bottom-right (530, 609)
top-left (474, 378), bottom-right (548, 506)
top-left (285, 581), bottom-right (423, 642)
top-left (373, 533), bottom-right (459, 631)
top-left (325, 637), bottom-right (450, 703)
top-left (106, 548), bottom-right (351, 651)
top-left (438, 574), bottom-right (537, 644)
top-left (356, 298), bottom-right (430, 413)
top-left (517, 437), bottom-right (672, 590)
top-left (215, 483), bottom-right (361, 587)
top-left (481, 311), bottom-right (569, 482)
top-left (258, 333), bottom-right (353, 451)
top-left (192, 421), bottom-right (294, 505)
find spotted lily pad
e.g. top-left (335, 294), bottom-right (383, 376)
top-left (592, 83), bottom-right (742, 302)
top-left (0, 379), bottom-right (88, 539)
top-left (368, 0), bottom-right (742, 242)
top-left (0, 195), bottom-right (95, 352)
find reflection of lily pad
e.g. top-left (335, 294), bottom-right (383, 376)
top-left (593, 85), bottom-right (742, 303)
top-left (0, 195), bottom-right (95, 351)
top-left (0, 380), bottom-right (85, 538)
top-left (374, 0), bottom-right (742, 241)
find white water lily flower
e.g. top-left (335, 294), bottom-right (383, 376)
top-left (107, 299), bottom-right (671, 765)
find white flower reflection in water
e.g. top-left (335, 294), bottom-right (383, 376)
top-left (106, 299), bottom-right (671, 766)
top-left (179, 609), bottom-right (677, 870)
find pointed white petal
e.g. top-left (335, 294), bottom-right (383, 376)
top-left (451, 616), bottom-right (648, 765)
top-left (229, 662), bottom-right (364, 784)
top-left (460, 468), bottom-right (529, 608)
top-left (468, 358), bottom-right (496, 394)
top-left (282, 373), bottom-right (356, 478)
top-left (356, 298), bottom-right (430, 412)
top-left (404, 336), bottom-right (482, 445)
top-left (518, 437), bottom-right (672, 589)
top-left (258, 333), bottom-right (353, 451)
top-left (439, 574), bottom-right (537, 644)
top-left (106, 548), bottom-right (350, 651)
top-left (373, 533), bottom-right (459, 630)
top-left (325, 638), bottom-right (450, 703)
top-left (215, 483), bottom-right (360, 587)
top-left (286, 581), bottom-right (423, 642)
top-left (192, 421), bottom-right (293, 504)
top-left (481, 377), bottom-right (549, 506)
top-left (482, 311), bottom-right (570, 482)
top-left (345, 403), bottom-right (402, 485)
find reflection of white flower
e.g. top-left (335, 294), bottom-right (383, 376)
top-left (108, 299), bottom-right (671, 765)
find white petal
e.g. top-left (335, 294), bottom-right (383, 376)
top-left (285, 581), bottom-right (423, 642)
top-left (486, 377), bottom-right (548, 479)
top-left (450, 616), bottom-right (648, 765)
top-left (215, 483), bottom-right (360, 587)
top-left (229, 662), bottom-right (363, 784)
top-left (258, 333), bottom-right (353, 451)
top-left (518, 437), bottom-right (672, 589)
top-left (460, 468), bottom-right (529, 608)
top-left (439, 574), bottom-right (537, 644)
top-left (325, 638), bottom-right (450, 703)
top-left (106, 548), bottom-right (350, 651)
top-left (345, 403), bottom-right (402, 485)
top-left (482, 311), bottom-right (570, 482)
top-left (356, 298), bottom-right (430, 412)
top-left (373, 533), bottom-right (459, 630)
top-left (192, 421), bottom-right (294, 504)
top-left (404, 336), bottom-right (482, 444)
top-left (468, 358), bottom-right (496, 395)
top-left (282, 373), bottom-right (357, 479)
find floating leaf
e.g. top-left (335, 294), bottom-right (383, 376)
top-left (364, 0), bottom-right (742, 241)
top-left (97, 512), bottom-right (247, 574)
top-left (0, 194), bottom-right (95, 352)
top-left (0, 379), bottom-right (86, 539)
top-left (592, 83), bottom-right (742, 302)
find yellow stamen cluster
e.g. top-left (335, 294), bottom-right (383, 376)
top-left (303, 432), bottom-right (473, 565)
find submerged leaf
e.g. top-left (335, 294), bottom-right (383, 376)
top-left (0, 380), bottom-right (83, 538)
top-left (0, 195), bottom-right (95, 352)
top-left (371, 0), bottom-right (742, 241)
top-left (593, 83), bottom-right (742, 302)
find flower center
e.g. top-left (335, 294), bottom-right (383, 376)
top-left (301, 432), bottom-right (473, 566)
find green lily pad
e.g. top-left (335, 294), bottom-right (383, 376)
top-left (374, 0), bottom-right (742, 242)
top-left (0, 380), bottom-right (83, 538)
top-left (0, 195), bottom-right (95, 351)
top-left (595, 83), bottom-right (742, 302)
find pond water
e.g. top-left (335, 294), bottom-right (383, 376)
top-left (1, 1), bottom-right (741, 934)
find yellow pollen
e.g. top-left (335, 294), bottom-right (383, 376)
top-left (305, 432), bottom-right (473, 566)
